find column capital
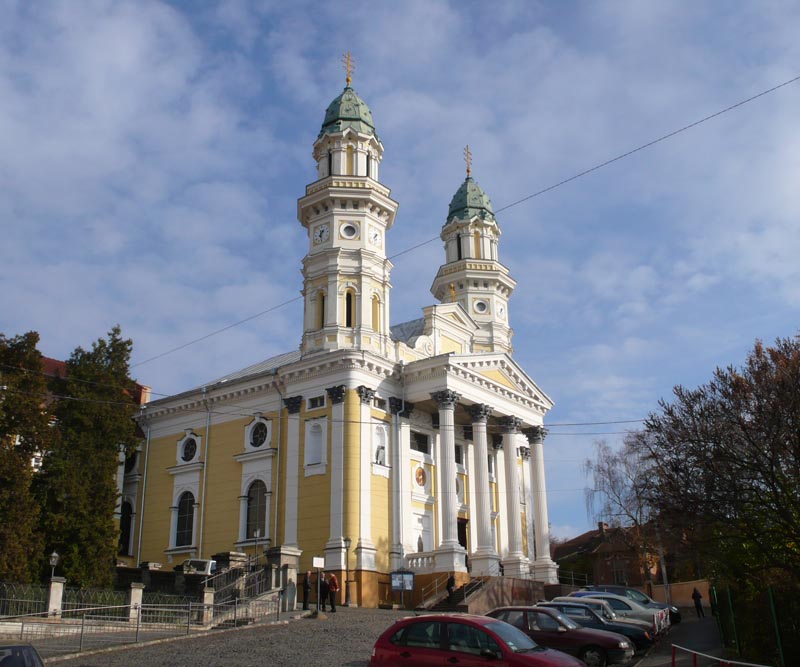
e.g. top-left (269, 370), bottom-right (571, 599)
top-left (356, 385), bottom-right (376, 404)
top-left (389, 397), bottom-right (414, 417)
top-left (431, 390), bottom-right (460, 409)
top-left (466, 403), bottom-right (493, 423)
top-left (498, 415), bottom-right (522, 434)
top-left (523, 425), bottom-right (548, 443)
top-left (326, 384), bottom-right (346, 404)
top-left (491, 434), bottom-right (503, 451)
top-left (284, 396), bottom-right (303, 414)
top-left (520, 446), bottom-right (531, 460)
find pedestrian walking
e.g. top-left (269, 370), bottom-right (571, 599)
top-left (328, 573), bottom-right (339, 612)
top-left (302, 571), bottom-right (311, 610)
top-left (319, 574), bottom-right (329, 612)
top-left (446, 574), bottom-right (455, 602)
top-left (692, 587), bottom-right (705, 618)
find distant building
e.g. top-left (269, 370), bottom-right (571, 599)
top-left (129, 73), bottom-right (560, 607)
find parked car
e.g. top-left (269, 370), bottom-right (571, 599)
top-left (369, 613), bottom-right (585, 667)
top-left (0, 644), bottom-right (45, 667)
top-left (486, 606), bottom-right (634, 667)
top-left (569, 591), bottom-right (667, 634)
top-left (537, 600), bottom-right (654, 652)
top-left (175, 558), bottom-right (217, 575)
top-left (550, 596), bottom-right (653, 634)
top-left (581, 585), bottom-right (681, 624)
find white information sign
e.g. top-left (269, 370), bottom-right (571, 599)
top-left (312, 556), bottom-right (325, 569)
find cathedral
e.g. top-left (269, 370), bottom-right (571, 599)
top-left (123, 67), bottom-right (559, 607)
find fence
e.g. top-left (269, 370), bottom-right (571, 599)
top-left (0, 596), bottom-right (282, 657)
top-left (712, 585), bottom-right (800, 667)
top-left (0, 583), bottom-right (48, 617)
top-left (671, 644), bottom-right (773, 667)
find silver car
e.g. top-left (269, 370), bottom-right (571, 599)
top-left (568, 592), bottom-right (668, 633)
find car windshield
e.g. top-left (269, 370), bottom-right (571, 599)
top-left (486, 621), bottom-right (539, 652)
top-left (551, 612), bottom-right (580, 630)
top-left (626, 590), bottom-right (651, 604)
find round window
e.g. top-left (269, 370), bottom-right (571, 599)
top-left (474, 300), bottom-right (488, 314)
top-left (251, 422), bottom-right (268, 448)
top-left (182, 437), bottom-right (197, 462)
top-left (340, 223), bottom-right (358, 239)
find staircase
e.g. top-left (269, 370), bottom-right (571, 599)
top-left (425, 577), bottom-right (489, 613)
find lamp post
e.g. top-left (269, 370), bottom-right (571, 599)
top-left (49, 551), bottom-right (60, 578)
top-left (343, 537), bottom-right (352, 607)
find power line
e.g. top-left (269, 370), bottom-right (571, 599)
top-left (128, 73), bottom-right (800, 368)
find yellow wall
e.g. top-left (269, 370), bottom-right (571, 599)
top-left (478, 369), bottom-right (517, 390)
top-left (441, 335), bottom-right (463, 354)
top-left (297, 404), bottom-right (332, 570)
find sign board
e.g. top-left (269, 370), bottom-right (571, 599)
top-left (312, 556), bottom-right (325, 569)
top-left (390, 570), bottom-right (414, 591)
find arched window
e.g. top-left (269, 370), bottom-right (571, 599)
top-left (118, 501), bottom-right (133, 555)
top-left (345, 289), bottom-right (355, 328)
top-left (366, 153), bottom-right (372, 178)
top-left (346, 145), bottom-right (355, 175)
top-left (306, 423), bottom-right (323, 465)
top-left (456, 235), bottom-right (462, 260)
top-left (246, 480), bottom-right (267, 539)
top-left (371, 295), bottom-right (381, 332)
top-left (374, 424), bottom-right (387, 465)
top-left (474, 230), bottom-right (482, 258)
top-left (317, 291), bottom-right (326, 329)
top-left (327, 150), bottom-right (333, 176)
top-left (176, 491), bottom-right (195, 547)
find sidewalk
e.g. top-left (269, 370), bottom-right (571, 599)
top-left (634, 610), bottom-right (725, 667)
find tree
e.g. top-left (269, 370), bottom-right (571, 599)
top-left (0, 332), bottom-right (53, 582)
top-left (36, 326), bottom-right (139, 587)
top-left (640, 334), bottom-right (800, 584)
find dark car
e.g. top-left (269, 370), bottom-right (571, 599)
top-left (487, 606), bottom-right (634, 667)
top-left (582, 585), bottom-right (681, 624)
top-left (537, 601), bottom-right (654, 652)
top-left (0, 644), bottom-right (45, 667)
top-left (369, 613), bottom-right (586, 667)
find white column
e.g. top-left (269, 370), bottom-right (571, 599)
top-left (526, 426), bottom-right (559, 583)
top-left (467, 404), bottom-right (499, 575)
top-left (283, 396), bottom-right (303, 547)
top-left (432, 390), bottom-right (466, 572)
top-left (238, 495), bottom-right (248, 542)
top-left (356, 386), bottom-right (376, 570)
top-left (521, 448), bottom-right (536, 560)
top-left (500, 416), bottom-right (528, 577)
top-left (325, 385), bottom-right (347, 568)
top-left (389, 397), bottom-right (413, 570)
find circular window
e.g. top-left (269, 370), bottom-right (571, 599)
top-left (181, 437), bottom-right (197, 462)
top-left (340, 223), bottom-right (358, 239)
top-left (251, 422), bottom-right (268, 448)
top-left (124, 452), bottom-right (137, 474)
top-left (415, 467), bottom-right (427, 487)
top-left (474, 300), bottom-right (488, 314)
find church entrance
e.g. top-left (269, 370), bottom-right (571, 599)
top-left (457, 518), bottom-right (468, 549)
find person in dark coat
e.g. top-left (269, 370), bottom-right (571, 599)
top-left (302, 571), bottom-right (311, 610)
top-left (319, 573), bottom-right (329, 612)
top-left (328, 573), bottom-right (339, 612)
top-left (446, 574), bottom-right (455, 602)
top-left (692, 587), bottom-right (705, 618)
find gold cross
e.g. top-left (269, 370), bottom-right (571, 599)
top-left (464, 145), bottom-right (472, 177)
top-left (341, 51), bottom-right (355, 86)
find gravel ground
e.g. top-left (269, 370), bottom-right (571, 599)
top-left (50, 608), bottom-right (412, 667)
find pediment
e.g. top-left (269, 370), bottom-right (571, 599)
top-left (451, 355), bottom-right (554, 410)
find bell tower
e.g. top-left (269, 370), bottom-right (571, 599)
top-left (430, 147), bottom-right (516, 354)
top-left (297, 55), bottom-right (399, 357)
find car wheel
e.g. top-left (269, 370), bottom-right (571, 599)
top-left (579, 646), bottom-right (607, 667)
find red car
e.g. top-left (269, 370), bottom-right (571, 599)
top-left (486, 607), bottom-right (634, 667)
top-left (369, 613), bottom-right (585, 666)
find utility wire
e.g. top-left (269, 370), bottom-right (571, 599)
top-left (127, 73), bottom-right (800, 366)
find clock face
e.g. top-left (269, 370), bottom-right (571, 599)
top-left (369, 229), bottom-right (382, 247)
top-left (313, 224), bottom-right (329, 244)
top-left (498, 304), bottom-right (506, 319)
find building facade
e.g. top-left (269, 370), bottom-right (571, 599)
top-left (124, 76), bottom-right (559, 607)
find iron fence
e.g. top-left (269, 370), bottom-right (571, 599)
top-left (0, 583), bottom-right (47, 618)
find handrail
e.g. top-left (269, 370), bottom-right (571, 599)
top-left (671, 644), bottom-right (773, 667)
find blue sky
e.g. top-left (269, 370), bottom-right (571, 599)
top-left (2, 1), bottom-right (799, 540)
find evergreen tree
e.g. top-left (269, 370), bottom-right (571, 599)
top-left (0, 332), bottom-right (53, 582)
top-left (36, 326), bottom-right (139, 587)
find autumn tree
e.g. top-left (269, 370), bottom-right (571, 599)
top-left (35, 326), bottom-right (139, 587)
top-left (0, 332), bottom-right (53, 582)
top-left (639, 334), bottom-right (800, 584)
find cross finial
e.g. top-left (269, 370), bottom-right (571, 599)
top-left (464, 145), bottom-right (472, 177)
top-left (341, 51), bottom-right (355, 86)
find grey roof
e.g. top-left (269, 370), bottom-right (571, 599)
top-left (205, 349), bottom-right (302, 386)
top-left (390, 318), bottom-right (425, 343)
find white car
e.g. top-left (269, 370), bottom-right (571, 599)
top-left (568, 592), bottom-right (668, 634)
top-left (551, 597), bottom-right (653, 633)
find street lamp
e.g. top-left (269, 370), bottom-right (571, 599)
top-left (49, 551), bottom-right (60, 578)
top-left (343, 537), bottom-right (352, 607)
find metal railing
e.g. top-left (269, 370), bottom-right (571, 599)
top-left (0, 583), bottom-right (48, 618)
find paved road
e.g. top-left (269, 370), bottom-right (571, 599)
top-left (50, 608), bottom-right (410, 667)
top-left (634, 610), bottom-right (726, 667)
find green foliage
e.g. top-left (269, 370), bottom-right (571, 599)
top-left (641, 334), bottom-right (800, 585)
top-left (35, 326), bottom-right (139, 588)
top-left (0, 332), bottom-right (52, 582)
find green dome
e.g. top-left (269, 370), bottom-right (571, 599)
top-left (447, 176), bottom-right (496, 223)
top-left (318, 86), bottom-right (378, 139)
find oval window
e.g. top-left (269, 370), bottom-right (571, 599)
top-left (341, 223), bottom-right (358, 239)
top-left (251, 422), bottom-right (268, 448)
top-left (474, 300), bottom-right (488, 314)
top-left (182, 437), bottom-right (197, 462)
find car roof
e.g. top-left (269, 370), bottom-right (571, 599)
top-left (396, 614), bottom-right (496, 625)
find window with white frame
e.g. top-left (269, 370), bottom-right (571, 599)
top-left (177, 432), bottom-right (201, 464)
top-left (455, 444), bottom-right (464, 466)
top-left (307, 395), bottom-right (325, 410)
top-left (246, 480), bottom-right (268, 539)
top-left (373, 422), bottom-right (388, 465)
top-left (176, 491), bottom-right (195, 547)
top-left (372, 396), bottom-right (387, 411)
top-left (411, 431), bottom-right (430, 455)
top-left (304, 419), bottom-right (327, 474)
